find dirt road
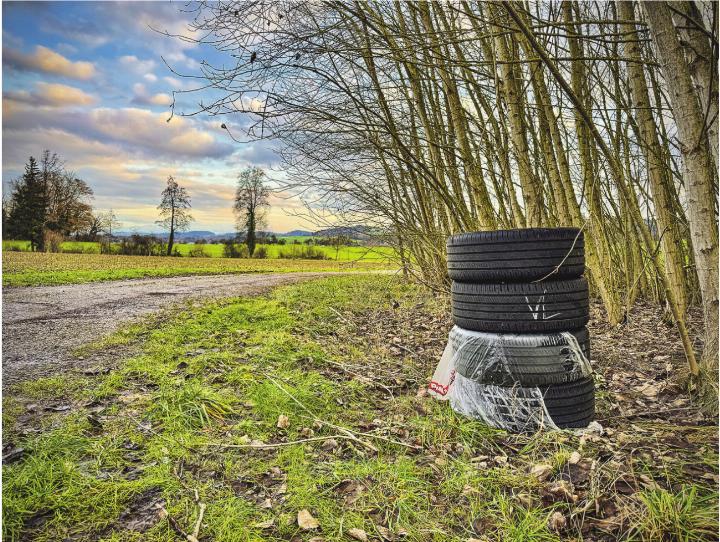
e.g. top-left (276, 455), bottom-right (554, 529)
top-left (2, 273), bottom-right (332, 387)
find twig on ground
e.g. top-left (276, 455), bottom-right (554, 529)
top-left (159, 507), bottom-right (198, 542)
top-left (325, 359), bottom-right (395, 397)
top-left (261, 371), bottom-right (379, 452)
top-left (192, 491), bottom-right (206, 541)
top-left (264, 370), bottom-right (422, 450)
top-left (203, 434), bottom-right (356, 449)
top-left (596, 406), bottom-right (698, 422)
top-left (328, 306), bottom-right (351, 324)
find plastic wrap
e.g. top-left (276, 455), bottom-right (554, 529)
top-left (448, 326), bottom-right (592, 385)
top-left (449, 374), bottom-right (558, 432)
top-left (430, 326), bottom-right (593, 432)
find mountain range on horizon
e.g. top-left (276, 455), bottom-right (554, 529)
top-left (113, 226), bottom-right (376, 241)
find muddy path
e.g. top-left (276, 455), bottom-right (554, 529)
top-left (2, 273), bottom-right (334, 387)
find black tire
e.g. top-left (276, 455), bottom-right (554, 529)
top-left (451, 327), bottom-right (591, 386)
top-left (450, 376), bottom-right (595, 430)
top-left (451, 279), bottom-right (589, 333)
top-left (541, 377), bottom-right (595, 428)
top-left (447, 228), bottom-right (585, 282)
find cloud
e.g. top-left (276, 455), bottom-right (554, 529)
top-left (6, 82), bottom-right (96, 107)
top-left (3, 45), bottom-right (95, 80)
top-left (131, 83), bottom-right (173, 107)
top-left (3, 100), bottom-right (234, 160)
top-left (119, 55), bottom-right (157, 74)
top-left (144, 73), bottom-right (158, 83)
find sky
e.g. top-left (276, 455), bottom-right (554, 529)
top-left (2, 1), bottom-right (308, 233)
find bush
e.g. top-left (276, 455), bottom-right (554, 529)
top-left (43, 231), bottom-right (64, 253)
top-left (253, 246), bottom-right (268, 259)
top-left (116, 235), bottom-right (165, 256)
top-left (99, 239), bottom-right (114, 255)
top-left (188, 242), bottom-right (208, 258)
top-left (277, 245), bottom-right (328, 260)
top-left (223, 241), bottom-right (250, 258)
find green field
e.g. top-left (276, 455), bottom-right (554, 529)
top-left (2, 252), bottom-right (396, 287)
top-left (2, 240), bottom-right (395, 261)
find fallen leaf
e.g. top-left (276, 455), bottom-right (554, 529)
top-left (2, 446), bottom-right (26, 465)
top-left (298, 509), bottom-right (319, 530)
top-left (44, 405), bottom-right (72, 412)
top-left (568, 451), bottom-right (581, 464)
top-left (548, 511), bottom-right (566, 531)
top-left (542, 480), bottom-right (577, 503)
top-left (348, 528), bottom-right (368, 541)
top-left (255, 519), bottom-right (275, 529)
top-left (277, 414), bottom-right (290, 429)
top-left (321, 438), bottom-right (339, 451)
top-left (529, 463), bottom-right (553, 481)
top-left (377, 525), bottom-right (394, 540)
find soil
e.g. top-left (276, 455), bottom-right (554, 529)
top-left (2, 273), bottom-right (335, 387)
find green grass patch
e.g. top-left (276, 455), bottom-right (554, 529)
top-left (3, 275), bottom-right (717, 541)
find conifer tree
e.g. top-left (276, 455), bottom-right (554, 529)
top-left (7, 157), bottom-right (47, 251)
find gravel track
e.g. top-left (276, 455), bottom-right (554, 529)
top-left (2, 273), bottom-right (333, 387)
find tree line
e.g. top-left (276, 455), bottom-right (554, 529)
top-left (174, 1), bottom-right (718, 383)
top-left (3, 151), bottom-right (118, 251)
top-left (2, 155), bottom-right (272, 259)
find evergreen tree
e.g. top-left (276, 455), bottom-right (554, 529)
top-left (7, 157), bottom-right (47, 250)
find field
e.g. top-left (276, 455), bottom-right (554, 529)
top-left (2, 240), bottom-right (395, 261)
top-left (2, 252), bottom-right (396, 287)
top-left (3, 275), bottom-right (717, 541)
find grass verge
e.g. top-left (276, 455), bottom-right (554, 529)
top-left (3, 275), bottom-right (717, 541)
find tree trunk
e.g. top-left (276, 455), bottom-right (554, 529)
top-left (167, 207), bottom-right (175, 256)
top-left (617, 0), bottom-right (689, 315)
top-left (673, 1), bottom-right (719, 168)
top-left (644, 1), bottom-right (719, 372)
top-left (490, 3), bottom-right (544, 227)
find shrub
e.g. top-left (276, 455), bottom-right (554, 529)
top-left (223, 241), bottom-right (248, 258)
top-left (188, 242), bottom-right (208, 258)
top-left (277, 245), bottom-right (328, 260)
top-left (99, 238), bottom-right (114, 254)
top-left (116, 235), bottom-right (165, 256)
top-left (253, 246), bottom-right (268, 259)
top-left (43, 231), bottom-right (64, 253)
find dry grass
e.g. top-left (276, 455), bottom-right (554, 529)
top-left (2, 251), bottom-right (395, 287)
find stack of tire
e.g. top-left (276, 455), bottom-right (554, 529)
top-left (447, 228), bottom-right (594, 429)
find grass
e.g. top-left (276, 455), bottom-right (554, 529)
top-left (2, 251), bottom-right (395, 287)
top-left (3, 239), bottom-right (395, 261)
top-left (3, 275), bottom-right (717, 541)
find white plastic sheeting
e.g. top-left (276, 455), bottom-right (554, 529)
top-left (428, 325), bottom-right (593, 432)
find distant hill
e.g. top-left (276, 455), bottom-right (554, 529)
top-left (315, 225), bottom-right (375, 240)
top-left (112, 226), bottom-right (380, 242)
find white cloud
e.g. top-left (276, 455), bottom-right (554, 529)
top-left (3, 45), bottom-right (96, 80)
top-left (131, 83), bottom-right (173, 107)
top-left (5, 82), bottom-right (96, 107)
top-left (119, 55), bottom-right (157, 74)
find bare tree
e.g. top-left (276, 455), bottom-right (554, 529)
top-left (157, 176), bottom-right (192, 256)
top-left (169, 1), bottom-right (718, 386)
top-left (234, 166), bottom-right (269, 257)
